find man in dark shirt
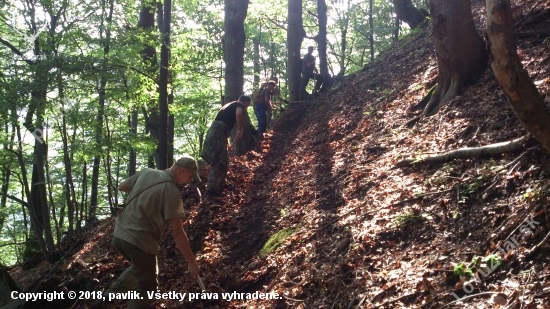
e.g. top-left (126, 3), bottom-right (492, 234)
top-left (300, 46), bottom-right (324, 100)
top-left (201, 96), bottom-right (251, 196)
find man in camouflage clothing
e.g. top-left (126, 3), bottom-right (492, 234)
top-left (201, 95), bottom-right (251, 196)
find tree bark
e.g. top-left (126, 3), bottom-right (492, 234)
top-left (393, 0), bottom-right (427, 29)
top-left (223, 0), bottom-right (249, 103)
top-left (369, 0), bottom-right (374, 61)
top-left (90, 0), bottom-right (114, 219)
top-left (138, 0), bottom-right (158, 169)
top-left (485, 0), bottom-right (550, 152)
top-left (129, 111), bottom-right (138, 176)
top-left (317, 0), bottom-right (333, 90)
top-left (287, 0), bottom-right (305, 101)
top-left (253, 37), bottom-right (260, 89)
top-left (223, 0), bottom-right (256, 154)
top-left (158, 0), bottom-right (171, 170)
top-left (335, 0), bottom-right (351, 78)
top-left (418, 0), bottom-right (488, 116)
top-left (15, 124), bottom-right (48, 259)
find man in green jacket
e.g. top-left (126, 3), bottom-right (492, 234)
top-left (91, 155), bottom-right (201, 309)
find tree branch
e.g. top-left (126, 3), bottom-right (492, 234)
top-left (0, 38), bottom-right (34, 65)
top-left (265, 17), bottom-right (288, 31)
top-left (397, 135), bottom-right (532, 166)
top-left (0, 192), bottom-right (28, 206)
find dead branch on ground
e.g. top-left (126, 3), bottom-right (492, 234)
top-left (396, 135), bottom-right (531, 166)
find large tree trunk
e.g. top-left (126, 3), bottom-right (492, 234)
top-left (418, 0), bottom-right (488, 116)
top-left (138, 1), bottom-right (158, 169)
top-left (223, 0), bottom-right (248, 103)
top-left (393, 0), bottom-right (427, 29)
top-left (287, 0), bottom-right (305, 101)
top-left (485, 0), bottom-right (550, 151)
top-left (223, 0), bottom-right (255, 154)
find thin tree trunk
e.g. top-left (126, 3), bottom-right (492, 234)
top-left (14, 123), bottom-right (48, 258)
top-left (58, 79), bottom-right (75, 238)
top-left (336, 0), bottom-right (351, 78)
top-left (90, 0), bottom-right (114, 219)
top-left (78, 162), bottom-right (87, 231)
top-left (369, 0), bottom-right (374, 61)
top-left (253, 38), bottom-right (260, 89)
top-left (129, 111), bottom-right (138, 176)
top-left (485, 0), bottom-right (550, 151)
top-left (0, 122), bottom-right (15, 231)
top-left (317, 0), bottom-right (332, 90)
top-left (158, 0), bottom-right (171, 170)
top-left (42, 124), bottom-right (58, 248)
top-left (287, 0), bottom-right (305, 101)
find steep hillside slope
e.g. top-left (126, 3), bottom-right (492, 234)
top-left (9, 0), bottom-right (550, 308)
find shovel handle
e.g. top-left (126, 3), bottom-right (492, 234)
top-left (197, 276), bottom-right (206, 291)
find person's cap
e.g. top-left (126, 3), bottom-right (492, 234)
top-left (267, 80), bottom-right (276, 85)
top-left (239, 95), bottom-right (251, 102)
top-left (175, 155), bottom-right (201, 182)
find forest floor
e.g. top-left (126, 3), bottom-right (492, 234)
top-left (8, 0), bottom-right (550, 308)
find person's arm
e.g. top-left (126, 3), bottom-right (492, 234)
top-left (171, 217), bottom-right (200, 278)
top-left (235, 106), bottom-right (244, 140)
top-left (275, 93), bottom-right (288, 104)
top-left (265, 94), bottom-right (277, 110)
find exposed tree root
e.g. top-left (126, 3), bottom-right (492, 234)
top-left (411, 83), bottom-right (437, 112)
top-left (423, 78), bottom-right (461, 116)
top-left (397, 134), bottom-right (531, 166)
top-left (530, 226), bottom-right (550, 255)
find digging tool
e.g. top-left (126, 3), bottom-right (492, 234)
top-left (312, 72), bottom-right (318, 97)
top-left (197, 275), bottom-right (206, 291)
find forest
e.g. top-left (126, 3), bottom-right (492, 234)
top-left (2, 0), bottom-right (550, 308)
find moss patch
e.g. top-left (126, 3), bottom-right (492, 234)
top-left (260, 225), bottom-right (299, 258)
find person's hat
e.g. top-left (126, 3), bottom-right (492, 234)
top-left (239, 95), bottom-right (251, 102)
top-left (175, 155), bottom-right (201, 182)
top-left (267, 80), bottom-right (276, 85)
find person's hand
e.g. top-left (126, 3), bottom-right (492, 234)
top-left (188, 260), bottom-right (200, 279)
top-left (236, 130), bottom-right (243, 140)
